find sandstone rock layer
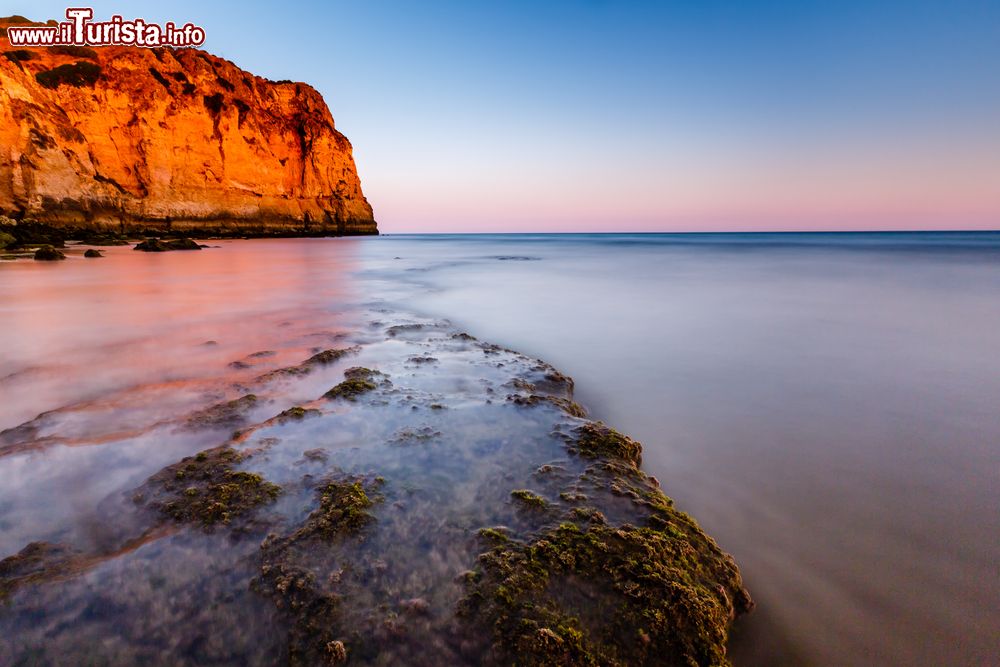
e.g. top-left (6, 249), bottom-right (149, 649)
top-left (0, 18), bottom-right (376, 236)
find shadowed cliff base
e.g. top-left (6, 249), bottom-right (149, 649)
top-left (0, 16), bottom-right (377, 236)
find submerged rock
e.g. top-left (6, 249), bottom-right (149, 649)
top-left (184, 394), bottom-right (259, 430)
top-left (0, 312), bottom-right (750, 665)
top-left (323, 368), bottom-right (383, 401)
top-left (143, 446), bottom-right (281, 528)
top-left (83, 249), bottom-right (103, 258)
top-left (0, 541), bottom-right (77, 601)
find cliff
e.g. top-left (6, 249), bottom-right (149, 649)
top-left (0, 17), bottom-right (376, 236)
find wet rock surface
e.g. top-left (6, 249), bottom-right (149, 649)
top-left (0, 311), bottom-right (750, 665)
top-left (134, 237), bottom-right (203, 252)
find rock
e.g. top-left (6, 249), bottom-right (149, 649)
top-left (324, 641), bottom-right (347, 665)
top-left (32, 245), bottom-right (65, 261)
top-left (133, 239), bottom-right (170, 252)
top-left (133, 237), bottom-right (200, 252)
top-left (7, 222), bottom-right (66, 248)
top-left (163, 238), bottom-right (202, 251)
top-left (0, 231), bottom-right (13, 249)
top-left (0, 25), bottom-right (376, 236)
top-left (83, 249), bottom-right (102, 258)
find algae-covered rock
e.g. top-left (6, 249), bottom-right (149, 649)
top-left (0, 541), bottom-right (77, 601)
top-left (323, 368), bottom-right (381, 401)
top-left (510, 489), bottom-right (548, 509)
top-left (254, 476), bottom-right (383, 665)
top-left (184, 394), bottom-right (258, 430)
top-left (275, 406), bottom-right (321, 423)
top-left (462, 516), bottom-right (751, 666)
top-left (296, 478), bottom-right (381, 540)
top-left (144, 446), bottom-right (280, 527)
top-left (572, 422), bottom-right (643, 465)
top-left (459, 415), bottom-right (750, 666)
top-left (253, 347), bottom-right (359, 383)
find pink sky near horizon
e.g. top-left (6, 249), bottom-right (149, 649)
top-left (365, 132), bottom-right (1000, 233)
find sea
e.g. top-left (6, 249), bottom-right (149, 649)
top-left (1, 232), bottom-right (998, 665)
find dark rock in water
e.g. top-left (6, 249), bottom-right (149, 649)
top-left (164, 238), bottom-right (202, 251)
top-left (324, 367), bottom-right (380, 401)
top-left (133, 237), bottom-right (202, 252)
top-left (0, 541), bottom-right (78, 601)
top-left (252, 347), bottom-right (360, 384)
top-left (6, 220), bottom-right (66, 248)
top-left (83, 249), bottom-right (103, 258)
top-left (78, 231), bottom-right (129, 246)
top-left (133, 238), bottom-right (170, 252)
top-left (184, 394), bottom-right (259, 430)
top-left (33, 245), bottom-right (65, 261)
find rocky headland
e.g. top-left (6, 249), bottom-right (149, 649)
top-left (0, 16), bottom-right (376, 237)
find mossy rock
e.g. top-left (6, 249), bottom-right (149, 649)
top-left (462, 520), bottom-right (751, 666)
top-left (145, 446), bottom-right (281, 528)
top-left (83, 249), bottom-right (103, 258)
top-left (296, 479), bottom-right (381, 540)
top-left (184, 394), bottom-right (258, 429)
top-left (0, 231), bottom-right (14, 250)
top-left (253, 347), bottom-right (359, 383)
top-left (573, 422), bottom-right (642, 465)
top-left (510, 489), bottom-right (548, 509)
top-left (275, 406), bottom-right (320, 423)
top-left (0, 541), bottom-right (77, 601)
top-left (323, 368), bottom-right (380, 401)
top-left (253, 476), bottom-right (383, 664)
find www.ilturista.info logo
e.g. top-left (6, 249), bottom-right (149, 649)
top-left (6, 8), bottom-right (206, 48)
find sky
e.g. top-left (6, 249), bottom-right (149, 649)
top-left (20, 1), bottom-right (1000, 232)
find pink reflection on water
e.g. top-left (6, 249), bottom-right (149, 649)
top-left (0, 239), bottom-right (361, 431)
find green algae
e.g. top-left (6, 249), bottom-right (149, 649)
top-left (462, 518), bottom-right (750, 666)
top-left (0, 542), bottom-right (76, 602)
top-left (276, 406), bottom-right (321, 423)
top-left (510, 489), bottom-right (548, 509)
top-left (572, 422), bottom-right (643, 465)
top-left (323, 368), bottom-right (381, 401)
top-left (254, 347), bottom-right (359, 384)
top-left (184, 394), bottom-right (258, 429)
top-left (295, 479), bottom-right (380, 540)
top-left (509, 393), bottom-right (588, 418)
top-left (148, 446), bottom-right (281, 527)
top-left (254, 476), bottom-right (384, 665)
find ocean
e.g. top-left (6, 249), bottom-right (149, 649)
top-left (1, 232), bottom-right (998, 665)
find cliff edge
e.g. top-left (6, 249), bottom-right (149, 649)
top-left (0, 16), bottom-right (377, 236)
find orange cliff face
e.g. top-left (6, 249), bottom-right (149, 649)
top-left (0, 18), bottom-right (377, 236)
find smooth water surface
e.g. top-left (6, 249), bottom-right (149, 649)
top-left (1, 232), bottom-right (998, 665)
top-left (357, 232), bottom-right (1000, 666)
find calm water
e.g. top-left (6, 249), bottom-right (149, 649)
top-left (1, 232), bottom-right (998, 665)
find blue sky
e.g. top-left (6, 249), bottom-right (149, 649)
top-left (19, 1), bottom-right (1000, 231)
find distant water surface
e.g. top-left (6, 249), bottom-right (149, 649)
top-left (358, 232), bottom-right (1000, 666)
top-left (1, 232), bottom-right (998, 665)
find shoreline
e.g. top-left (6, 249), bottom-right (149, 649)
top-left (0, 303), bottom-right (751, 665)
